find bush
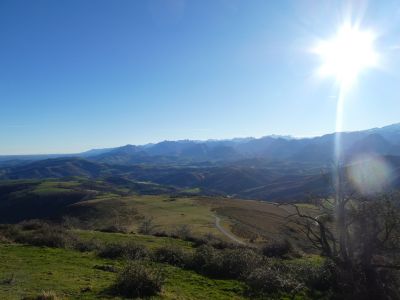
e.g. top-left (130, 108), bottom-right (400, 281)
top-left (113, 261), bottom-right (164, 298)
top-left (186, 245), bottom-right (264, 279)
top-left (138, 217), bottom-right (155, 235)
top-left (36, 290), bottom-right (59, 300)
top-left (154, 245), bottom-right (191, 267)
top-left (262, 239), bottom-right (293, 258)
top-left (220, 247), bottom-right (263, 279)
top-left (153, 231), bottom-right (169, 238)
top-left (124, 241), bottom-right (150, 260)
top-left (14, 224), bottom-right (75, 248)
top-left (99, 225), bottom-right (127, 233)
top-left (0, 224), bottom-right (23, 241)
top-left (0, 233), bottom-right (10, 243)
top-left (97, 241), bottom-right (150, 260)
top-left (22, 290), bottom-right (59, 300)
top-left (1, 273), bottom-right (16, 285)
top-left (19, 219), bottom-right (47, 231)
top-left (293, 259), bottom-right (335, 291)
top-left (94, 264), bottom-right (118, 273)
top-left (73, 238), bottom-right (103, 252)
top-left (98, 243), bottom-right (125, 259)
top-left (190, 244), bottom-right (222, 276)
top-left (245, 265), bottom-right (303, 295)
top-left (174, 224), bottom-right (192, 239)
top-left (0, 222), bottom-right (76, 249)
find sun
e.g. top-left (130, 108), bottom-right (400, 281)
top-left (314, 24), bottom-right (378, 87)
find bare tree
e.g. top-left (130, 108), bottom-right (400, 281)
top-left (284, 167), bottom-right (400, 299)
top-left (138, 216), bottom-right (155, 235)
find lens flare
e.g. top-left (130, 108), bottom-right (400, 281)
top-left (347, 155), bottom-right (394, 196)
top-left (314, 23), bottom-right (378, 88)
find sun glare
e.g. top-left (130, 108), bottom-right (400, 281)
top-left (314, 24), bottom-right (378, 87)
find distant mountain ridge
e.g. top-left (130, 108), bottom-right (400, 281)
top-left (1, 123), bottom-right (400, 202)
top-left (88, 123), bottom-right (400, 165)
top-left (1, 123), bottom-right (400, 166)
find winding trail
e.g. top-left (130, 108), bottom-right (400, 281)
top-left (214, 216), bottom-right (246, 245)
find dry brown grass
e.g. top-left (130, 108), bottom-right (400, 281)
top-left (194, 197), bottom-right (298, 243)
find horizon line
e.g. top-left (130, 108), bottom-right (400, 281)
top-left (0, 122), bottom-right (398, 157)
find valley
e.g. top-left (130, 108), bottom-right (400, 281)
top-left (0, 124), bottom-right (399, 299)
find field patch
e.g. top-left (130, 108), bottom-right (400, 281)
top-left (0, 243), bottom-right (247, 299)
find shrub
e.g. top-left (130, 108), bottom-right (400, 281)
top-left (15, 224), bottom-right (75, 248)
top-left (97, 241), bottom-right (150, 260)
top-left (94, 264), bottom-right (118, 273)
top-left (62, 216), bottom-right (82, 229)
top-left (154, 245), bottom-right (191, 267)
top-left (73, 238), bottom-right (103, 252)
top-left (190, 244), bottom-right (222, 276)
top-left (293, 259), bottom-right (335, 291)
top-left (0, 233), bottom-right (10, 243)
top-left (19, 219), bottom-right (47, 231)
top-left (153, 231), bottom-right (169, 238)
top-left (262, 239), bottom-right (293, 258)
top-left (220, 247), bottom-right (263, 279)
top-left (174, 224), bottom-right (192, 239)
top-left (113, 261), bottom-right (164, 298)
top-left (1, 273), bottom-right (16, 285)
top-left (99, 225), bottom-right (127, 234)
top-left (138, 217), bottom-right (155, 235)
top-left (123, 241), bottom-right (150, 260)
top-left (36, 290), bottom-right (59, 300)
top-left (98, 243), bottom-right (125, 259)
top-left (0, 224), bottom-right (23, 242)
top-left (201, 233), bottom-right (235, 249)
top-left (245, 265), bottom-right (303, 295)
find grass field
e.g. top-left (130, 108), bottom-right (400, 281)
top-left (127, 195), bottom-right (220, 236)
top-left (92, 194), bottom-right (300, 245)
top-left (74, 230), bottom-right (193, 250)
top-left (194, 197), bottom-right (294, 242)
top-left (0, 242), bottom-right (247, 300)
top-left (0, 178), bottom-right (303, 246)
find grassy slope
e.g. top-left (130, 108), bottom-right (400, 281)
top-left (0, 179), bottom-right (302, 245)
top-left (75, 230), bottom-right (193, 250)
top-left (128, 196), bottom-right (220, 236)
top-left (0, 243), bottom-right (247, 300)
top-left (119, 195), bottom-right (296, 244)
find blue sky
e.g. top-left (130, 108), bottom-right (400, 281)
top-left (1, 0), bottom-right (400, 154)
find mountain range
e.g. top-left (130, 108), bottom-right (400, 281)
top-left (1, 123), bottom-right (400, 202)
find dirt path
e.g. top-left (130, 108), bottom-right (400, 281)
top-left (214, 216), bottom-right (246, 245)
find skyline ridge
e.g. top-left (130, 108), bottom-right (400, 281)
top-left (1, 121), bottom-right (399, 156)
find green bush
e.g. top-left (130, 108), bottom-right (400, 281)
top-left (113, 261), bottom-right (164, 298)
top-left (22, 290), bottom-right (59, 300)
top-left (94, 264), bottom-right (118, 273)
top-left (262, 239), bottom-right (293, 258)
top-left (99, 225), bottom-right (127, 233)
top-left (154, 245), bottom-right (191, 267)
top-left (293, 259), bottom-right (335, 291)
top-left (15, 224), bottom-right (75, 248)
top-left (36, 290), bottom-right (59, 300)
top-left (98, 243), bottom-right (125, 259)
top-left (73, 238), bottom-right (103, 252)
top-left (0, 232), bottom-right (10, 243)
top-left (98, 241), bottom-right (150, 260)
top-left (220, 247), bottom-right (263, 279)
top-left (245, 265), bottom-right (303, 295)
top-left (174, 224), bottom-right (192, 239)
top-left (124, 241), bottom-right (150, 260)
top-left (19, 219), bottom-right (48, 231)
top-left (0, 224), bottom-right (23, 241)
top-left (190, 244), bottom-right (222, 276)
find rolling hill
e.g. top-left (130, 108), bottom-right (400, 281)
top-left (0, 123), bottom-right (400, 202)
